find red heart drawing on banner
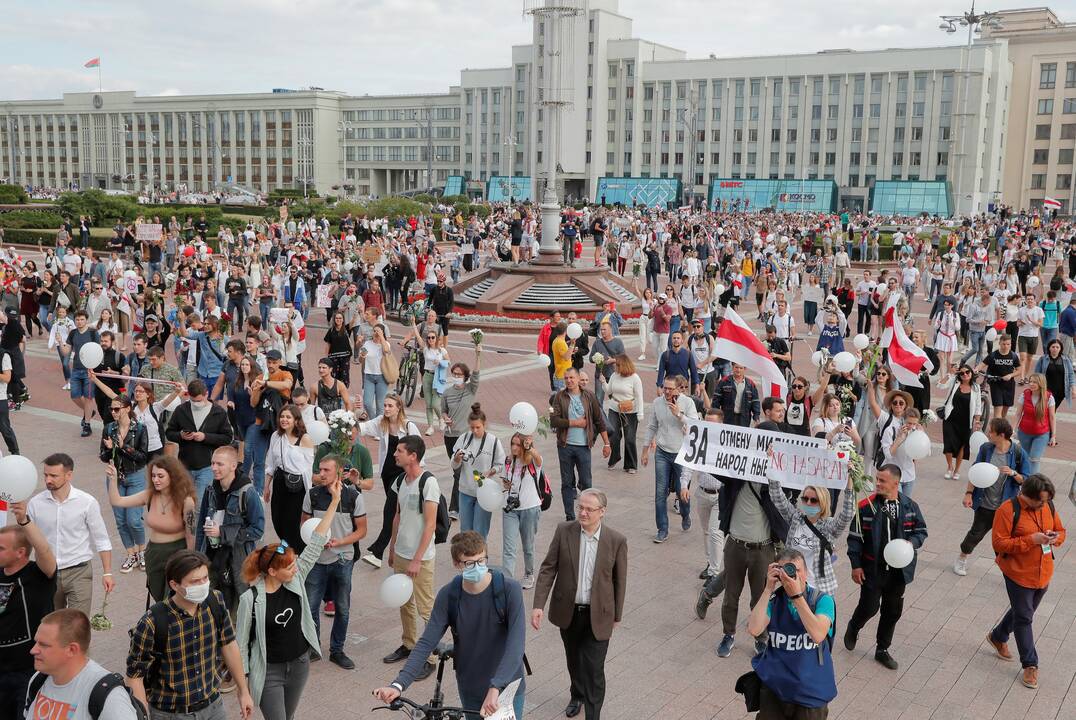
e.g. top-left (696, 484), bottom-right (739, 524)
top-left (836, 452), bottom-right (847, 460)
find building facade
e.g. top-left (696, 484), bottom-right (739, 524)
top-left (0, 2), bottom-right (1070, 215)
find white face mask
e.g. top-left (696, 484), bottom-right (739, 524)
top-left (183, 580), bottom-right (211, 604)
top-left (191, 399), bottom-right (209, 410)
top-left (452, 377), bottom-right (465, 387)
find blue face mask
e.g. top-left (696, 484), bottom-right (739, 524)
top-left (461, 562), bottom-right (488, 584)
top-left (799, 502), bottom-right (821, 518)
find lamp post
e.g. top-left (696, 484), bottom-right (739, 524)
top-left (409, 108), bottom-right (434, 193)
top-left (337, 120), bottom-right (352, 198)
top-left (298, 136), bottom-right (314, 198)
top-left (939, 3), bottom-right (1003, 215)
top-left (504, 130), bottom-right (518, 205)
top-left (678, 89), bottom-right (699, 209)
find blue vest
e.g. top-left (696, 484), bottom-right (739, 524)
top-left (752, 588), bottom-right (837, 709)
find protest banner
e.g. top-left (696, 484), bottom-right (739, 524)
top-left (135, 223), bottom-right (163, 242)
top-left (675, 418), bottom-right (847, 491)
top-left (316, 284), bottom-right (334, 309)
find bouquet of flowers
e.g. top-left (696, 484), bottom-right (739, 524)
top-left (591, 352), bottom-right (605, 368)
top-left (327, 409), bottom-right (357, 456)
top-left (468, 328), bottom-right (484, 346)
top-left (217, 311), bottom-right (233, 336)
top-left (836, 440), bottom-right (872, 496)
top-left (89, 592), bottom-right (113, 632)
top-left (835, 383), bottom-right (858, 421)
top-left (920, 409), bottom-right (939, 426)
top-left (862, 341), bottom-right (883, 378)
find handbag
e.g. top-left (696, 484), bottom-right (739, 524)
top-left (380, 347), bottom-right (400, 384)
top-left (274, 442), bottom-right (305, 493)
top-left (617, 399), bottom-right (634, 414)
top-left (734, 670), bottom-right (763, 712)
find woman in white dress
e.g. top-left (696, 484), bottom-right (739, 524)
top-left (933, 298), bottom-right (961, 387)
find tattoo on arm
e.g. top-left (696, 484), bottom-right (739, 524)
top-left (184, 509), bottom-right (196, 536)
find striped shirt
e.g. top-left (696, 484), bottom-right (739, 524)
top-left (126, 591), bottom-right (235, 713)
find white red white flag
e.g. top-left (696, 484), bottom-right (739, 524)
top-left (714, 306), bottom-right (787, 398)
top-left (1044, 197), bottom-right (1062, 210)
top-left (880, 297), bottom-right (933, 388)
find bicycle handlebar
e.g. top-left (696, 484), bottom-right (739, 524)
top-left (373, 695), bottom-right (476, 719)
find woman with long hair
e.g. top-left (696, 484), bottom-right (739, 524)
top-left (19, 261), bottom-right (42, 336)
top-left (105, 454), bottom-right (196, 601)
top-left (323, 311), bottom-right (352, 388)
top-left (1033, 338), bottom-right (1074, 411)
top-left (1014, 373), bottom-right (1056, 475)
top-left (420, 329), bottom-right (449, 436)
top-left (270, 316), bottom-right (304, 387)
top-left (264, 405), bottom-right (316, 550)
top-left (440, 347), bottom-right (482, 518)
top-left (638, 287), bottom-right (655, 361)
top-left (940, 364), bottom-right (983, 481)
top-left (501, 432), bottom-right (544, 588)
top-left (96, 307), bottom-right (119, 336)
top-left (358, 393), bottom-right (420, 568)
top-left (99, 393), bottom-right (150, 573)
top-left (237, 480), bottom-right (339, 720)
top-left (90, 374), bottom-right (184, 460)
top-left (768, 477), bottom-right (855, 596)
top-left (359, 322), bottom-right (391, 420)
top-left (451, 402), bottom-right (506, 538)
top-left (600, 354), bottom-right (644, 473)
top-left (811, 392), bottom-right (862, 448)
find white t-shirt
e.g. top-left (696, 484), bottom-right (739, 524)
top-left (0, 352), bottom-right (10, 401)
top-left (25, 659), bottom-right (140, 720)
top-left (394, 472), bottom-right (442, 561)
top-left (504, 460), bottom-right (543, 511)
top-left (362, 339), bottom-right (384, 375)
top-left (1018, 305), bottom-right (1044, 338)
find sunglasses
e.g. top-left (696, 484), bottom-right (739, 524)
top-left (110, 406), bottom-right (125, 413)
top-left (891, 400), bottom-right (906, 406)
top-left (959, 370), bottom-right (972, 376)
top-left (791, 384), bottom-right (805, 390)
top-left (801, 495), bottom-right (820, 505)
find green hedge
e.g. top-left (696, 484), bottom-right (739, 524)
top-left (0, 210), bottom-right (66, 229)
top-left (0, 184), bottom-right (29, 204)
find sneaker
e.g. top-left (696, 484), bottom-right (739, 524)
top-left (424, 426), bottom-right (435, 436)
top-left (671, 498), bottom-right (680, 514)
top-left (875, 649), bottom-right (899, 670)
top-left (120, 554), bottom-right (139, 573)
top-left (449, 510), bottom-right (459, 522)
top-left (415, 661), bottom-right (436, 681)
top-left (694, 587), bottom-right (713, 620)
top-left (681, 516), bottom-right (691, 532)
top-left (986, 634), bottom-right (1014, 661)
top-left (627, 469), bottom-right (637, 475)
top-left (361, 553), bottom-right (382, 569)
top-left (952, 473), bottom-right (960, 482)
top-left (521, 573), bottom-right (535, 590)
top-left (1021, 666), bottom-right (1038, 689)
top-left (62, 382), bottom-right (70, 390)
top-left (637, 354), bottom-right (646, 361)
top-left (754, 638), bottom-right (768, 656)
top-left (943, 470), bottom-right (953, 480)
top-left (843, 626), bottom-right (858, 652)
top-left (653, 531), bottom-right (668, 544)
top-left (80, 422), bottom-right (92, 438)
top-left (329, 651), bottom-right (355, 670)
top-left (138, 551), bottom-right (145, 570)
top-left (953, 556), bottom-right (968, 576)
top-left (382, 644), bottom-right (411, 664)
top-left (716, 634), bottom-right (735, 658)
top-left (324, 601), bottom-right (336, 617)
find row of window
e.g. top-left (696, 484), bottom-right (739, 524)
top-left (1034, 123), bottom-right (1076, 140)
top-left (345, 126), bottom-right (460, 140)
top-left (602, 124), bottom-right (950, 144)
top-left (345, 108), bottom-right (459, 122)
top-left (601, 150), bottom-right (949, 168)
top-left (1032, 148), bottom-right (1076, 164)
top-left (632, 73), bottom-right (953, 102)
top-left (1030, 173), bottom-right (1073, 189)
top-left (1038, 62), bottom-right (1076, 90)
top-left (1036, 98), bottom-right (1076, 114)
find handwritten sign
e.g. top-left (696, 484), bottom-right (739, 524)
top-left (676, 418), bottom-right (847, 490)
top-left (136, 224), bottom-right (163, 242)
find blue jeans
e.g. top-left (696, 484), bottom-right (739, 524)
top-left (57, 347), bottom-right (71, 381)
top-left (305, 558), bottom-right (354, 654)
top-left (245, 424), bottom-right (269, 495)
top-left (501, 506), bottom-right (540, 578)
top-left (37, 305), bottom-right (52, 332)
top-left (654, 448), bottom-right (688, 534)
top-left (112, 466), bottom-right (146, 549)
top-left (260, 300), bottom-right (272, 327)
top-left (1016, 430), bottom-right (1049, 475)
top-left (961, 329), bottom-right (987, 366)
top-left (557, 444), bottom-right (592, 521)
top-left (901, 480), bottom-right (916, 498)
top-left (460, 682), bottom-right (525, 720)
top-left (190, 466), bottom-right (214, 504)
top-left (363, 372), bottom-right (388, 418)
top-left (992, 575), bottom-right (1048, 668)
top-left (1041, 327), bottom-right (1058, 348)
top-left (458, 492), bottom-right (492, 538)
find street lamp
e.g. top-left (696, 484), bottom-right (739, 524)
top-left (504, 131), bottom-right (518, 205)
top-left (298, 135), bottom-right (314, 198)
top-left (337, 120), bottom-right (353, 198)
top-left (678, 89), bottom-right (699, 209)
top-left (409, 108), bottom-right (434, 193)
top-left (938, 3), bottom-right (1002, 216)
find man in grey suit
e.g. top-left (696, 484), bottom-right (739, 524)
top-left (532, 488), bottom-right (628, 720)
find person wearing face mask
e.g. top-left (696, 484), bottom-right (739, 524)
top-left (440, 346), bottom-right (482, 519)
top-left (451, 403), bottom-right (506, 538)
top-left (126, 550), bottom-right (255, 719)
top-left (373, 531), bottom-right (527, 719)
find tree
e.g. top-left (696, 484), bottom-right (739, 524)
top-left (0, 184), bottom-right (29, 204)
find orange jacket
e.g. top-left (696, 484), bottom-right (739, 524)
top-left (993, 495), bottom-right (1066, 589)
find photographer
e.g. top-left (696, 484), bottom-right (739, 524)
top-left (744, 549), bottom-right (836, 720)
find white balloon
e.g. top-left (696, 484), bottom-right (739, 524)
top-left (566, 322), bottom-right (583, 340)
top-left (509, 402), bottom-right (539, 435)
top-left (0, 455), bottom-right (38, 503)
top-left (968, 430), bottom-right (989, 460)
top-left (537, 354), bottom-right (551, 367)
top-left (476, 478), bottom-right (505, 513)
top-left (853, 334), bottom-right (870, 351)
top-left (985, 328), bottom-right (998, 342)
top-left (903, 430), bottom-right (931, 460)
top-left (300, 517), bottom-right (331, 545)
top-left (968, 462), bottom-right (1001, 489)
top-left (714, 283), bottom-right (725, 295)
top-left (810, 351), bottom-right (825, 368)
top-left (379, 573), bottom-right (414, 608)
top-left (833, 351), bottom-right (857, 374)
top-left (882, 539), bottom-right (915, 569)
top-left (79, 342), bottom-right (104, 369)
top-left (1028, 276), bottom-right (1040, 289)
top-left (306, 420), bottom-right (330, 445)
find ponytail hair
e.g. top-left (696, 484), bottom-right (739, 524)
top-left (241, 543), bottom-right (298, 584)
top-left (468, 402), bottom-right (486, 424)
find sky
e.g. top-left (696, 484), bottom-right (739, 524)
top-left (4, 0), bottom-right (1076, 101)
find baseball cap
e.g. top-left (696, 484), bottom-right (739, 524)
top-left (144, 314), bottom-right (159, 324)
top-left (658, 293), bottom-right (668, 300)
top-left (265, 349), bottom-right (284, 361)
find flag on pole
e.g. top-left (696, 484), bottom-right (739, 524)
top-left (713, 306), bottom-right (787, 398)
top-left (84, 57), bottom-right (100, 68)
top-left (880, 296), bottom-right (933, 388)
top-left (1044, 197), bottom-right (1062, 210)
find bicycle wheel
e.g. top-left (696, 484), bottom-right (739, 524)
top-left (395, 358), bottom-right (408, 395)
top-left (403, 360), bottom-right (418, 407)
top-left (396, 301), bottom-right (409, 325)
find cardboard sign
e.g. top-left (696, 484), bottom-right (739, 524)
top-left (136, 223), bottom-right (163, 242)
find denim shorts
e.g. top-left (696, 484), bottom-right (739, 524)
top-left (69, 369), bottom-right (94, 399)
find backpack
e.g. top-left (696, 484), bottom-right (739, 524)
top-left (257, 387), bottom-right (284, 434)
top-left (444, 569), bottom-right (533, 677)
top-left (1001, 495), bottom-right (1057, 558)
top-left (396, 471), bottom-right (451, 544)
top-left (25, 671), bottom-right (148, 720)
top-left (132, 592), bottom-right (230, 692)
top-left (873, 413), bottom-right (896, 470)
top-left (508, 459), bottom-right (552, 511)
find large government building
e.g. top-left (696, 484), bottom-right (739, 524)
top-left (2, 3), bottom-right (1075, 215)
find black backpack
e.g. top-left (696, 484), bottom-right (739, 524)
top-left (257, 387), bottom-right (284, 434)
top-left (25, 671), bottom-right (148, 720)
top-left (131, 592), bottom-right (230, 692)
top-left (444, 569), bottom-right (533, 677)
top-left (395, 471), bottom-right (451, 544)
top-left (873, 413), bottom-right (895, 470)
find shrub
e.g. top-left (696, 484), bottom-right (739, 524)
top-left (0, 184), bottom-right (29, 204)
top-left (0, 210), bottom-right (66, 229)
top-left (55, 189), bottom-right (137, 225)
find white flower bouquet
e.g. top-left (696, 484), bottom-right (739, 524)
top-left (591, 352), bottom-right (605, 367)
top-left (327, 409), bottom-right (358, 455)
top-left (468, 328), bottom-right (484, 346)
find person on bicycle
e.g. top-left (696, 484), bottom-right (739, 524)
top-left (373, 531), bottom-right (527, 718)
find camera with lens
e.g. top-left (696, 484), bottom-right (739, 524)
top-left (505, 493), bottom-right (521, 512)
top-left (782, 562), bottom-right (798, 579)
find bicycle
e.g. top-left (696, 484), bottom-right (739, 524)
top-left (373, 644), bottom-right (479, 720)
top-left (396, 339), bottom-right (421, 408)
top-left (397, 295), bottom-right (427, 326)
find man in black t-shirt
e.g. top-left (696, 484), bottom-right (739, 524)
top-left (978, 333), bottom-right (1021, 418)
top-left (0, 501), bottom-right (57, 717)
